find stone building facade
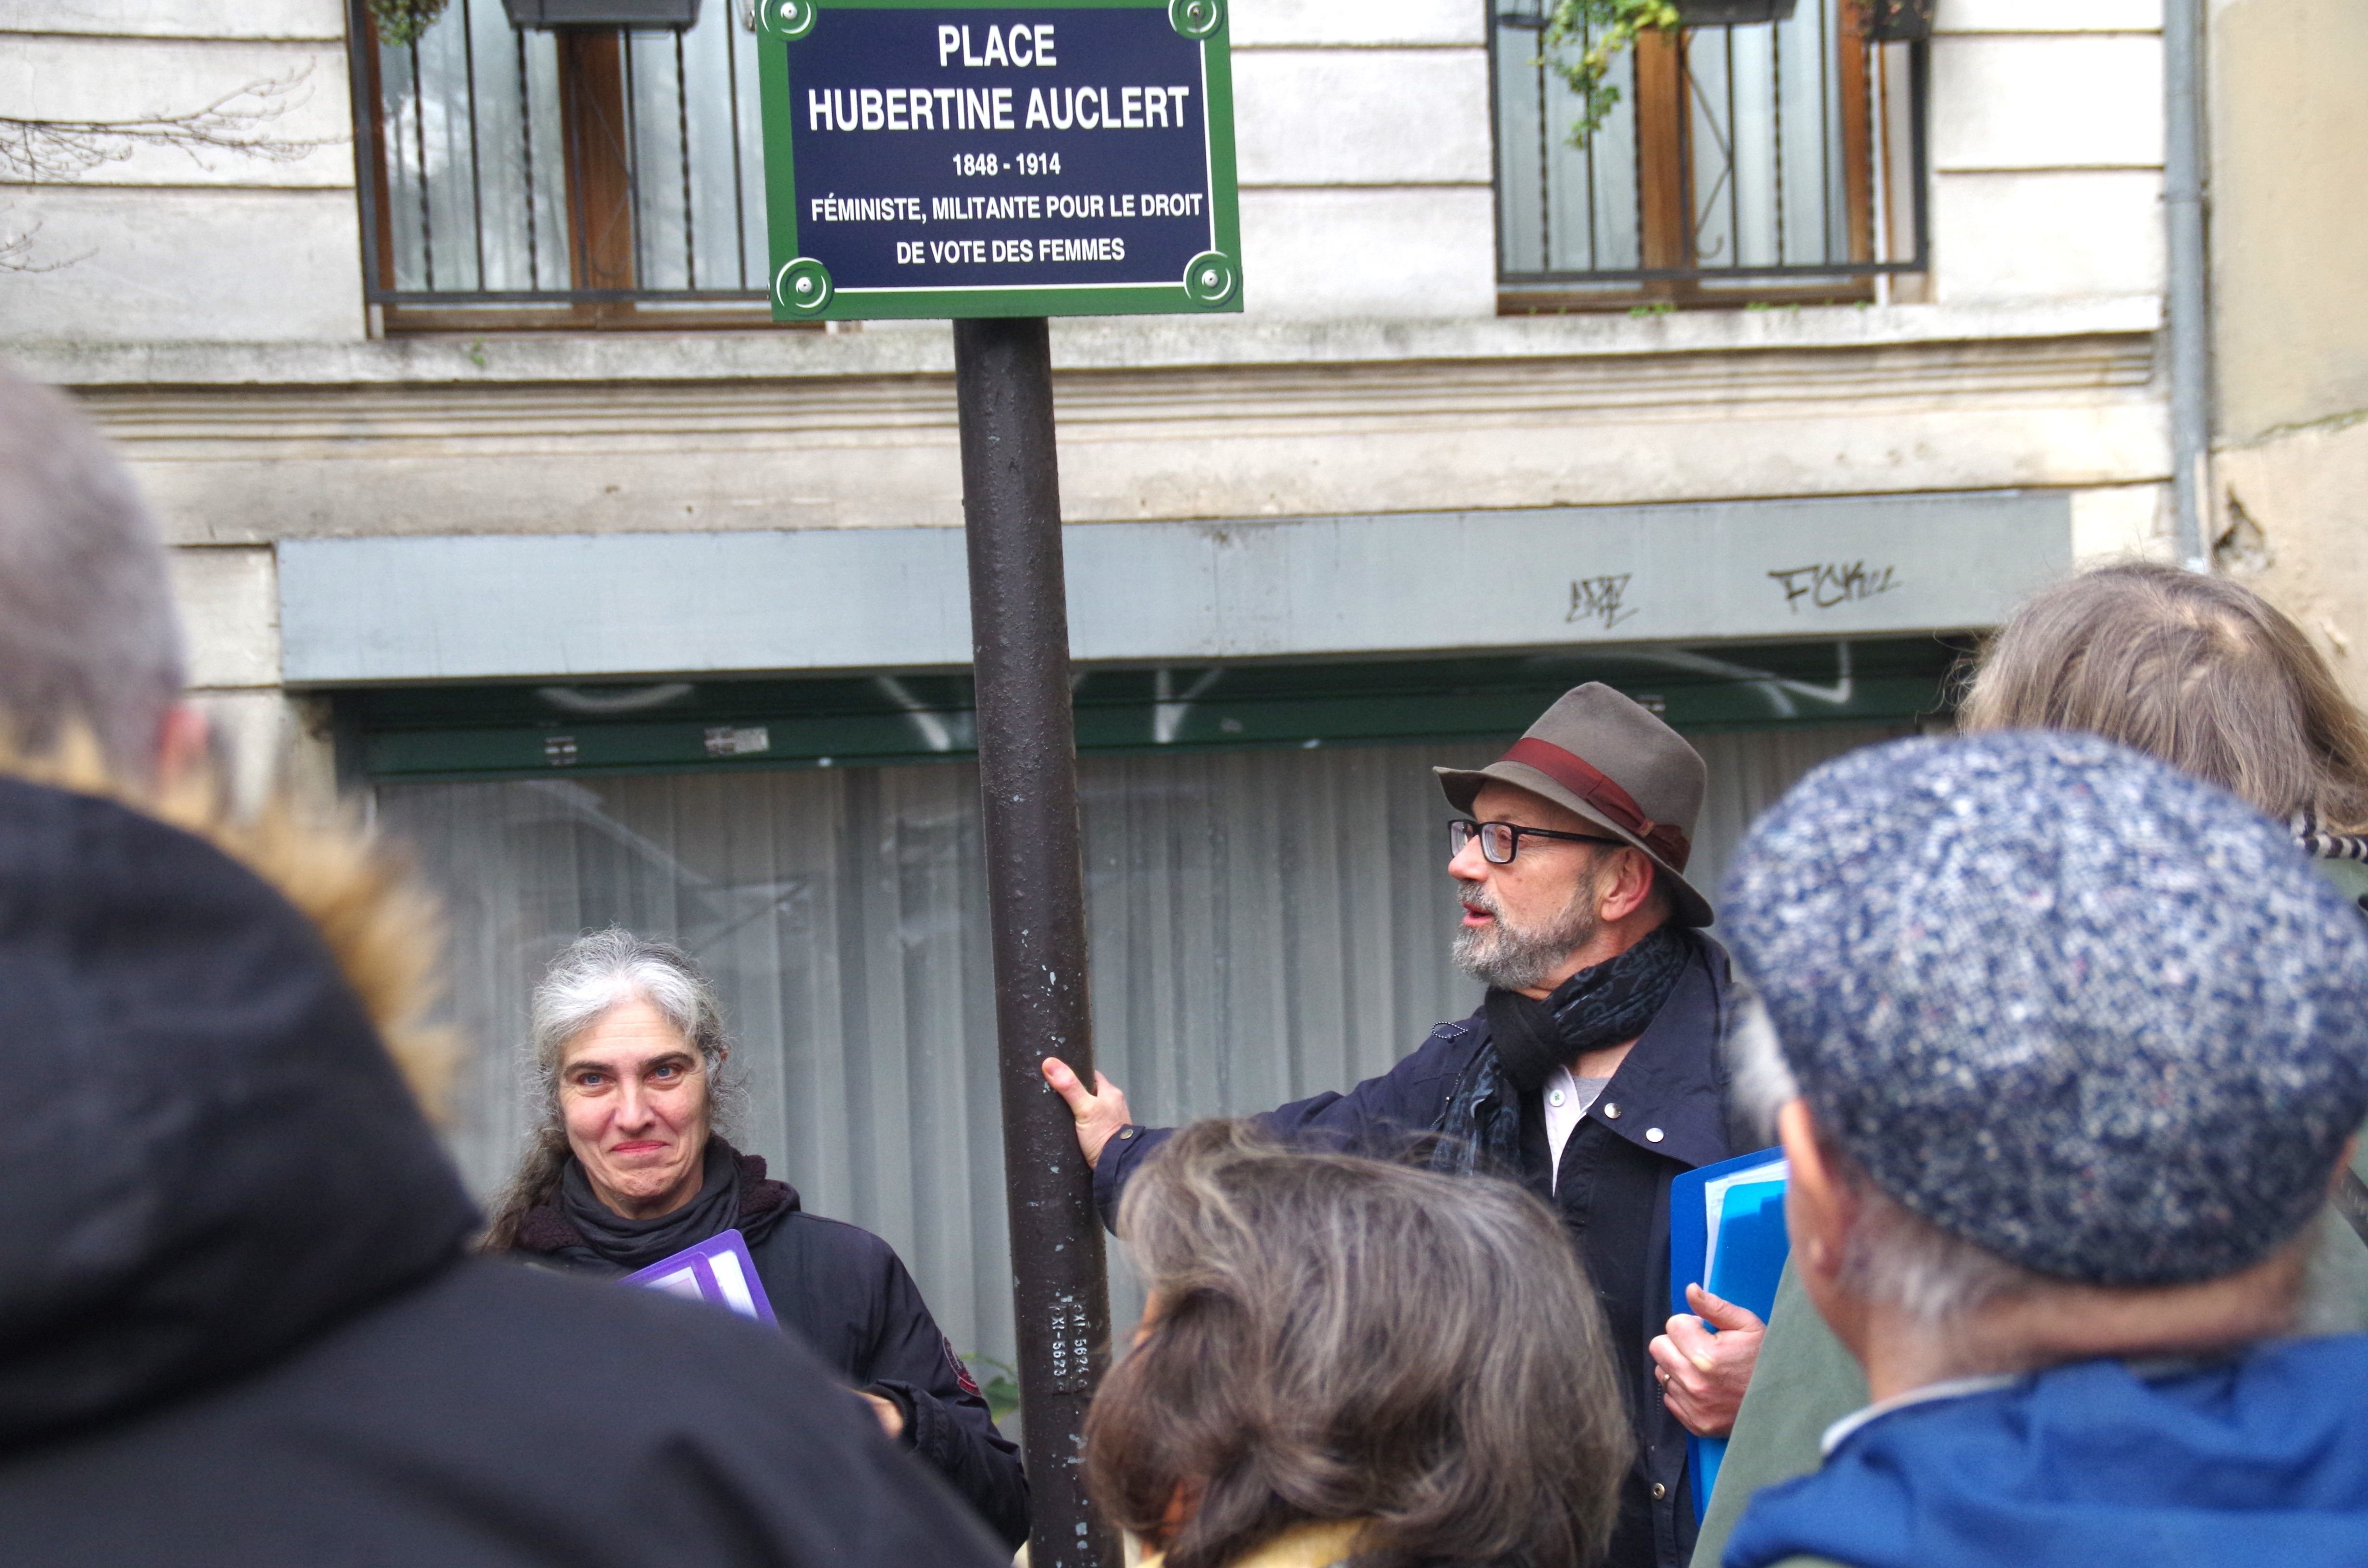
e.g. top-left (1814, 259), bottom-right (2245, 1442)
top-left (2206, 0), bottom-right (2367, 702)
top-left (3, 0), bottom-right (2189, 1372)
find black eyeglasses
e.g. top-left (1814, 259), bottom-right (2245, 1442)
top-left (1449, 818), bottom-right (1624, 865)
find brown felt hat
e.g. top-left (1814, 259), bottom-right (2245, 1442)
top-left (1436, 683), bottom-right (1714, 926)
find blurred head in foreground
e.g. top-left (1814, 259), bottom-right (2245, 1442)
top-left (1717, 731), bottom-right (2368, 1567)
top-left (1961, 561), bottom-right (2368, 832)
top-left (0, 362), bottom-right (193, 779)
top-left (0, 368), bottom-right (1013, 1567)
top-left (1087, 1121), bottom-right (1631, 1568)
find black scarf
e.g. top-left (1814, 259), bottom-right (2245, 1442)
top-left (557, 1139), bottom-right (751, 1272)
top-left (1484, 923), bottom-right (1690, 1095)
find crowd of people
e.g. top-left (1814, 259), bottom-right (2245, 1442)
top-left (3, 354), bottom-right (2368, 1568)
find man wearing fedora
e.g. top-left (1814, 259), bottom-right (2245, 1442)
top-left (1044, 684), bottom-right (1761, 1568)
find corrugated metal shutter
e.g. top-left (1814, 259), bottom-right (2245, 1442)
top-left (379, 722), bottom-right (1909, 1378)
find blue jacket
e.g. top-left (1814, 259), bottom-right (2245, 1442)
top-left (1725, 1335), bottom-right (2368, 1568)
top-left (1095, 929), bottom-right (1742, 1568)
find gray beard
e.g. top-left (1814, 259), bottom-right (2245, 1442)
top-left (1452, 882), bottom-right (1600, 993)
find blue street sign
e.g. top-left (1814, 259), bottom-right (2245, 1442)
top-left (756, 0), bottom-right (1243, 319)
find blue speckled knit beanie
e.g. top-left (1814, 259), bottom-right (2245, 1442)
top-left (1723, 731), bottom-right (2368, 1286)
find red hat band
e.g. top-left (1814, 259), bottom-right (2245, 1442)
top-left (1501, 736), bottom-right (1693, 872)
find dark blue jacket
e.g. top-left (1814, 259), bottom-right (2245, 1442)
top-left (1725, 1335), bottom-right (2368, 1568)
top-left (1096, 929), bottom-right (1743, 1568)
top-left (0, 775), bottom-right (1009, 1568)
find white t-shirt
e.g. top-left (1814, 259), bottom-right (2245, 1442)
top-left (1544, 1066), bottom-right (1613, 1193)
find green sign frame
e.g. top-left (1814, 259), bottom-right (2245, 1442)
top-left (754, 0), bottom-right (1242, 320)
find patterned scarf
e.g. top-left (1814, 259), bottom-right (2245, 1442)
top-left (1431, 925), bottom-right (1692, 1179)
top-left (1485, 923), bottom-right (1691, 1094)
top-left (2294, 811), bottom-right (2368, 864)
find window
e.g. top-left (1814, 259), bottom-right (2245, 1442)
top-left (347, 0), bottom-right (773, 328)
top-left (1490, 0), bottom-right (1927, 309)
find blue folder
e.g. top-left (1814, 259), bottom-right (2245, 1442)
top-left (1667, 1147), bottom-right (1790, 1522)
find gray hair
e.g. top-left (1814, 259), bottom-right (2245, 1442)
top-left (526, 927), bottom-right (737, 1124)
top-left (1725, 988), bottom-right (2043, 1328)
top-left (1960, 562), bottom-right (2368, 830)
top-left (0, 363), bottom-right (185, 775)
top-left (1085, 1121), bottom-right (1630, 1568)
top-left (480, 928), bottom-right (743, 1249)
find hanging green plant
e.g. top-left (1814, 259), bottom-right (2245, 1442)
top-left (1540, 0), bottom-right (1680, 147)
top-left (369, 0), bottom-right (453, 45)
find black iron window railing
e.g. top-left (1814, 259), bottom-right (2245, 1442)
top-left (1491, 0), bottom-right (1928, 305)
top-left (347, 0), bottom-right (773, 323)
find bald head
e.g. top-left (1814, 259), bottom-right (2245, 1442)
top-left (0, 363), bottom-right (183, 775)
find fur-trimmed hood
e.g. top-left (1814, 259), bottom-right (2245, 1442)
top-left (0, 740), bottom-right (477, 1446)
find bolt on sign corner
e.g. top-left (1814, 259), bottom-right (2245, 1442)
top-left (754, 0), bottom-right (1241, 320)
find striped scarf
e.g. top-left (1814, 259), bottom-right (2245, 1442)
top-left (2293, 811), bottom-right (2368, 864)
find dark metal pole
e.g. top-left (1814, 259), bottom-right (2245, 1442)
top-left (953, 315), bottom-right (1120, 1568)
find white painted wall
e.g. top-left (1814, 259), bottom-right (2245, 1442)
top-left (1936, 0), bottom-right (2159, 31)
top-left (9, 0), bottom-right (2182, 748)
top-left (1231, 0), bottom-right (1479, 49)
top-left (166, 541), bottom-right (312, 809)
top-left (2069, 481), bottom-right (2172, 564)
top-left (0, 189), bottom-right (365, 342)
top-left (1930, 172), bottom-right (2166, 301)
top-left (1229, 0), bottom-right (1492, 318)
top-left (0, 0), bottom-right (2178, 336)
top-left (41, 298), bottom-right (2163, 546)
top-left (1240, 188), bottom-right (1496, 320)
top-left (1233, 49), bottom-right (1491, 187)
top-left (1925, 1), bottom-right (2165, 304)
top-left (0, 0), bottom-right (346, 38)
top-left (0, 3), bottom-right (363, 342)
top-left (0, 37), bottom-right (353, 185)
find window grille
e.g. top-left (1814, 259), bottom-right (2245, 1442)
top-left (1491, 0), bottom-right (1928, 304)
top-left (347, 0), bottom-right (772, 321)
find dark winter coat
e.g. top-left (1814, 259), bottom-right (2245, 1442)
top-left (509, 1159), bottom-right (1031, 1548)
top-left (0, 772), bottom-right (1009, 1568)
top-left (1097, 928), bottom-right (1744, 1568)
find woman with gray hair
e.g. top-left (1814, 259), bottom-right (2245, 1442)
top-left (484, 928), bottom-right (1029, 1548)
top-left (1085, 1120), bottom-right (1631, 1568)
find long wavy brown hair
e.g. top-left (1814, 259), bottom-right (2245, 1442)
top-left (1961, 563), bottom-right (2368, 831)
top-left (1086, 1122), bottom-right (1631, 1568)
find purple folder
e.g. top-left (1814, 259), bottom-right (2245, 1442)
top-left (620, 1228), bottom-right (779, 1327)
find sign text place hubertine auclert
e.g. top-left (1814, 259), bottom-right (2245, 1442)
top-left (756, 0), bottom-right (1242, 320)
